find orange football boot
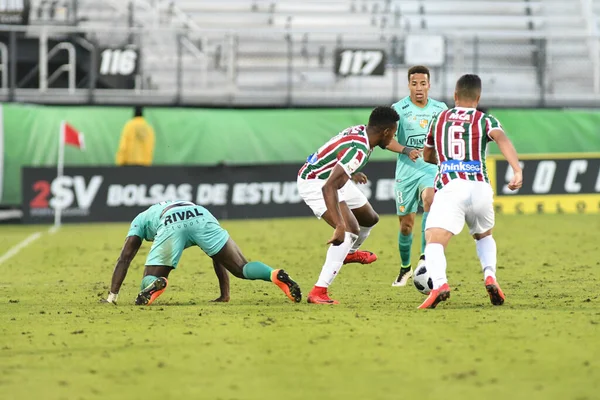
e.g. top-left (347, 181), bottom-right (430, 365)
top-left (271, 269), bottom-right (302, 303)
top-left (135, 277), bottom-right (168, 306)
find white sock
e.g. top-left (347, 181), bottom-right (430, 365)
top-left (476, 236), bottom-right (497, 280)
top-left (349, 226), bottom-right (373, 253)
top-left (424, 243), bottom-right (447, 289)
top-left (315, 232), bottom-right (358, 287)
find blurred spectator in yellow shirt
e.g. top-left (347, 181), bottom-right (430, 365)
top-left (116, 106), bottom-right (155, 166)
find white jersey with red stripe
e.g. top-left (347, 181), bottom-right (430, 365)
top-left (425, 107), bottom-right (503, 191)
top-left (298, 125), bottom-right (372, 180)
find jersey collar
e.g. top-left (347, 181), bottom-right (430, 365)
top-left (453, 106), bottom-right (477, 110)
top-left (407, 96), bottom-right (431, 110)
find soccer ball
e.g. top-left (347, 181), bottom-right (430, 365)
top-left (413, 264), bottom-right (433, 295)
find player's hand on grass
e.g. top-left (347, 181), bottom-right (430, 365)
top-left (327, 226), bottom-right (346, 246)
top-left (351, 172), bottom-right (368, 184)
top-left (210, 296), bottom-right (230, 303)
top-left (508, 170), bottom-right (523, 191)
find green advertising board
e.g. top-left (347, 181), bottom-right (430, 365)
top-left (1, 104), bottom-right (598, 205)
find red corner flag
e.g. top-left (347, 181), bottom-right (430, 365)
top-left (62, 122), bottom-right (85, 149)
top-left (54, 121), bottom-right (86, 229)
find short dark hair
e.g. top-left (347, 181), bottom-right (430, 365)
top-left (455, 74), bottom-right (482, 101)
top-left (407, 65), bottom-right (430, 82)
top-left (134, 106), bottom-right (144, 117)
top-left (368, 106), bottom-right (399, 129)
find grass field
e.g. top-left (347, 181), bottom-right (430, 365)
top-left (1, 214), bottom-right (599, 400)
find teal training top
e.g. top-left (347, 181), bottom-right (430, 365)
top-left (392, 96), bottom-right (448, 178)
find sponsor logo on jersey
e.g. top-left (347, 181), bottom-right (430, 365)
top-left (406, 135), bottom-right (425, 148)
top-left (448, 112), bottom-right (472, 122)
top-left (440, 160), bottom-right (482, 174)
top-left (164, 208), bottom-right (203, 226)
top-left (346, 157), bottom-right (362, 174)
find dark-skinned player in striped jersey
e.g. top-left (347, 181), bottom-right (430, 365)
top-left (297, 106), bottom-right (403, 304)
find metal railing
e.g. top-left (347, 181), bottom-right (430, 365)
top-left (0, 24), bottom-right (599, 107)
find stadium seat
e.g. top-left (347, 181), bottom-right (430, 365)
top-left (60, 0), bottom-right (600, 101)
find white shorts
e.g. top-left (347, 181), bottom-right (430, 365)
top-left (297, 177), bottom-right (368, 218)
top-left (426, 179), bottom-right (495, 235)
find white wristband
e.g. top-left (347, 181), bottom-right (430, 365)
top-left (107, 292), bottom-right (118, 303)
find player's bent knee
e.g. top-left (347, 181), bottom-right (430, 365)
top-left (371, 212), bottom-right (380, 226)
top-left (362, 211), bottom-right (379, 227)
top-left (425, 228), bottom-right (453, 247)
top-left (229, 267), bottom-right (245, 279)
top-left (473, 229), bottom-right (493, 240)
top-left (400, 220), bottom-right (414, 235)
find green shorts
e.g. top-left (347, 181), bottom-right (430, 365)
top-left (395, 169), bottom-right (436, 216)
top-left (145, 205), bottom-right (230, 268)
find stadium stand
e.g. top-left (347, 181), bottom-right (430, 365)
top-left (157, 0), bottom-right (546, 103)
top-left (18, 0), bottom-right (600, 105)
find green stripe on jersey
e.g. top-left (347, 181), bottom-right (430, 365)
top-left (340, 147), bottom-right (358, 164)
top-left (301, 140), bottom-right (369, 179)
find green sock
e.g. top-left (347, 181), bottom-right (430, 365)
top-left (421, 211), bottom-right (429, 255)
top-left (242, 261), bottom-right (274, 282)
top-left (140, 275), bottom-right (158, 291)
top-left (399, 232), bottom-right (413, 267)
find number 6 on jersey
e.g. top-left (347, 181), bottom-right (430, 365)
top-left (448, 126), bottom-right (466, 160)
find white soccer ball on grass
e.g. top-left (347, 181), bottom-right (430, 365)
top-left (413, 264), bottom-right (433, 295)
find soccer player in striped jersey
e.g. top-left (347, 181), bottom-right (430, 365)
top-left (418, 74), bottom-right (523, 309)
top-left (390, 65), bottom-right (448, 288)
top-left (297, 106), bottom-right (399, 304)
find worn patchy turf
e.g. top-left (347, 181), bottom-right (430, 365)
top-left (1, 214), bottom-right (599, 400)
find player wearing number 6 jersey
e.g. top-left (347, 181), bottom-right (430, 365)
top-left (418, 74), bottom-right (523, 309)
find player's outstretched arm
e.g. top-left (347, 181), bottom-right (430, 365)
top-left (489, 129), bottom-right (523, 190)
top-left (211, 260), bottom-right (230, 302)
top-left (322, 164), bottom-right (350, 245)
top-left (423, 145), bottom-right (438, 165)
top-left (102, 235), bottom-right (142, 304)
top-left (386, 139), bottom-right (420, 161)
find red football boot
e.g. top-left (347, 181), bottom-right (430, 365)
top-left (307, 286), bottom-right (339, 304)
top-left (418, 283), bottom-right (451, 309)
top-left (343, 250), bottom-right (377, 265)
